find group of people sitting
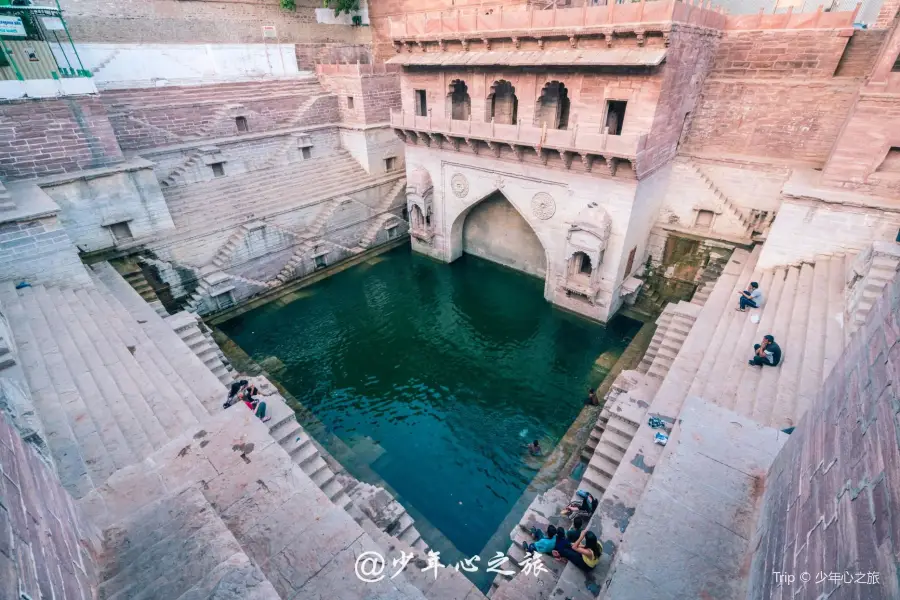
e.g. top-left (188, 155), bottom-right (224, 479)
top-left (738, 282), bottom-right (783, 368)
top-left (522, 491), bottom-right (603, 573)
top-left (224, 379), bottom-right (271, 423)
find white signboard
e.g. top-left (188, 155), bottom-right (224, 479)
top-left (0, 16), bottom-right (26, 37)
top-left (262, 25), bottom-right (277, 39)
top-left (41, 16), bottom-right (66, 31)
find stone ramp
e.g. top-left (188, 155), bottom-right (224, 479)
top-left (80, 405), bottom-right (430, 600)
top-left (599, 397), bottom-right (787, 600)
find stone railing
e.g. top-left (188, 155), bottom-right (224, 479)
top-left (390, 109), bottom-right (648, 160)
top-left (388, 0), bottom-right (728, 39)
top-left (314, 63), bottom-right (401, 77)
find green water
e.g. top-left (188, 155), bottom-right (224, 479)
top-left (220, 247), bottom-right (637, 580)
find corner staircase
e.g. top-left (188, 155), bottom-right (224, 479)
top-left (166, 311), bottom-right (234, 385)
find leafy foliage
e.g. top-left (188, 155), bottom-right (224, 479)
top-left (330, 0), bottom-right (360, 16)
top-left (280, 0), bottom-right (297, 10)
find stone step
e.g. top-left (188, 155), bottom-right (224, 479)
top-left (770, 262), bottom-right (815, 429)
top-left (686, 247), bottom-right (761, 403)
top-left (795, 256), bottom-right (830, 419)
top-left (31, 284), bottom-right (156, 463)
top-left (0, 282), bottom-right (97, 498)
top-left (598, 428), bottom-right (632, 454)
top-left (92, 262), bottom-right (226, 413)
top-left (728, 265), bottom-right (788, 418)
top-left (606, 415), bottom-right (640, 437)
top-left (823, 254), bottom-right (846, 380)
top-left (588, 451), bottom-right (621, 479)
top-left (752, 266), bottom-right (800, 424)
top-left (99, 487), bottom-right (279, 600)
top-left (78, 287), bottom-right (202, 440)
top-left (88, 276), bottom-right (211, 424)
top-left (714, 268), bottom-right (777, 412)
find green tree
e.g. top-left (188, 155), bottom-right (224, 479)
top-left (329, 0), bottom-right (360, 16)
top-left (280, 0), bottom-right (296, 10)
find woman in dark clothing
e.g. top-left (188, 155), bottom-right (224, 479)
top-left (554, 531), bottom-right (602, 572)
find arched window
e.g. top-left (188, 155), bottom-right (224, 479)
top-left (579, 253), bottom-right (592, 275)
top-left (411, 205), bottom-right (425, 230)
top-left (487, 80), bottom-right (518, 125)
top-left (535, 81), bottom-right (571, 130)
top-left (570, 251), bottom-right (593, 278)
top-left (448, 80), bottom-right (471, 121)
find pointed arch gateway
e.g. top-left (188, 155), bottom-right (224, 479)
top-left (450, 190), bottom-right (548, 280)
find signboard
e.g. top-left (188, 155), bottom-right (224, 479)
top-left (262, 25), bottom-right (277, 39)
top-left (0, 16), bottom-right (26, 37)
top-left (41, 16), bottom-right (66, 31)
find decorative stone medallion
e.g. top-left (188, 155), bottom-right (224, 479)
top-left (531, 192), bottom-right (556, 220)
top-left (450, 173), bottom-right (469, 199)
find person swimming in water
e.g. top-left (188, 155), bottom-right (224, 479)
top-left (526, 439), bottom-right (542, 456)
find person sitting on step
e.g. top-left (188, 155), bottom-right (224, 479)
top-left (523, 524), bottom-right (560, 555)
top-left (584, 388), bottom-right (599, 406)
top-left (737, 281), bottom-right (763, 312)
top-left (553, 530), bottom-right (602, 572)
top-left (243, 388), bottom-right (271, 423)
top-left (224, 379), bottom-right (248, 409)
top-left (749, 334), bottom-right (781, 367)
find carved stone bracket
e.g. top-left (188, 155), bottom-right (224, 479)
top-left (536, 37), bottom-right (545, 50)
top-left (485, 140), bottom-right (501, 157)
top-left (419, 132), bottom-right (431, 147)
top-left (416, 41), bottom-right (426, 51)
top-left (512, 36), bottom-right (520, 49)
top-left (461, 38), bottom-right (470, 51)
top-left (449, 136), bottom-right (461, 151)
top-left (394, 130), bottom-right (408, 142)
top-left (464, 137), bottom-right (480, 155)
top-left (569, 34), bottom-right (578, 49)
top-left (428, 133), bottom-right (443, 148)
top-left (580, 153), bottom-right (594, 172)
top-left (558, 150), bottom-right (573, 170)
top-left (601, 157), bottom-right (618, 177)
top-left (404, 41), bottom-right (414, 53)
top-left (510, 144), bottom-right (525, 161)
top-left (482, 38), bottom-right (491, 51)
top-left (537, 149), bottom-right (549, 165)
top-left (438, 40), bottom-right (446, 52)
top-left (605, 33), bottom-right (614, 48)
top-left (663, 32), bottom-right (671, 47)
top-left (392, 42), bottom-right (402, 53)
top-left (635, 30), bottom-right (646, 47)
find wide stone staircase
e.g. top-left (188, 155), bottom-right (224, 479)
top-left (684, 249), bottom-right (847, 429)
top-left (0, 272), bottom-right (223, 498)
top-left (160, 151), bottom-right (380, 231)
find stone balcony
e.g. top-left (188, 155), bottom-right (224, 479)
top-left (388, 0), bottom-right (728, 45)
top-left (391, 110), bottom-right (647, 176)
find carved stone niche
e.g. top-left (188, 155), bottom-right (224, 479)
top-left (562, 202), bottom-right (612, 304)
top-left (406, 166), bottom-right (434, 243)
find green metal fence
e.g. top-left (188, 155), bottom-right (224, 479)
top-left (0, 1), bottom-right (88, 81)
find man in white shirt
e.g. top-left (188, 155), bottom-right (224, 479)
top-left (737, 281), bottom-right (763, 311)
